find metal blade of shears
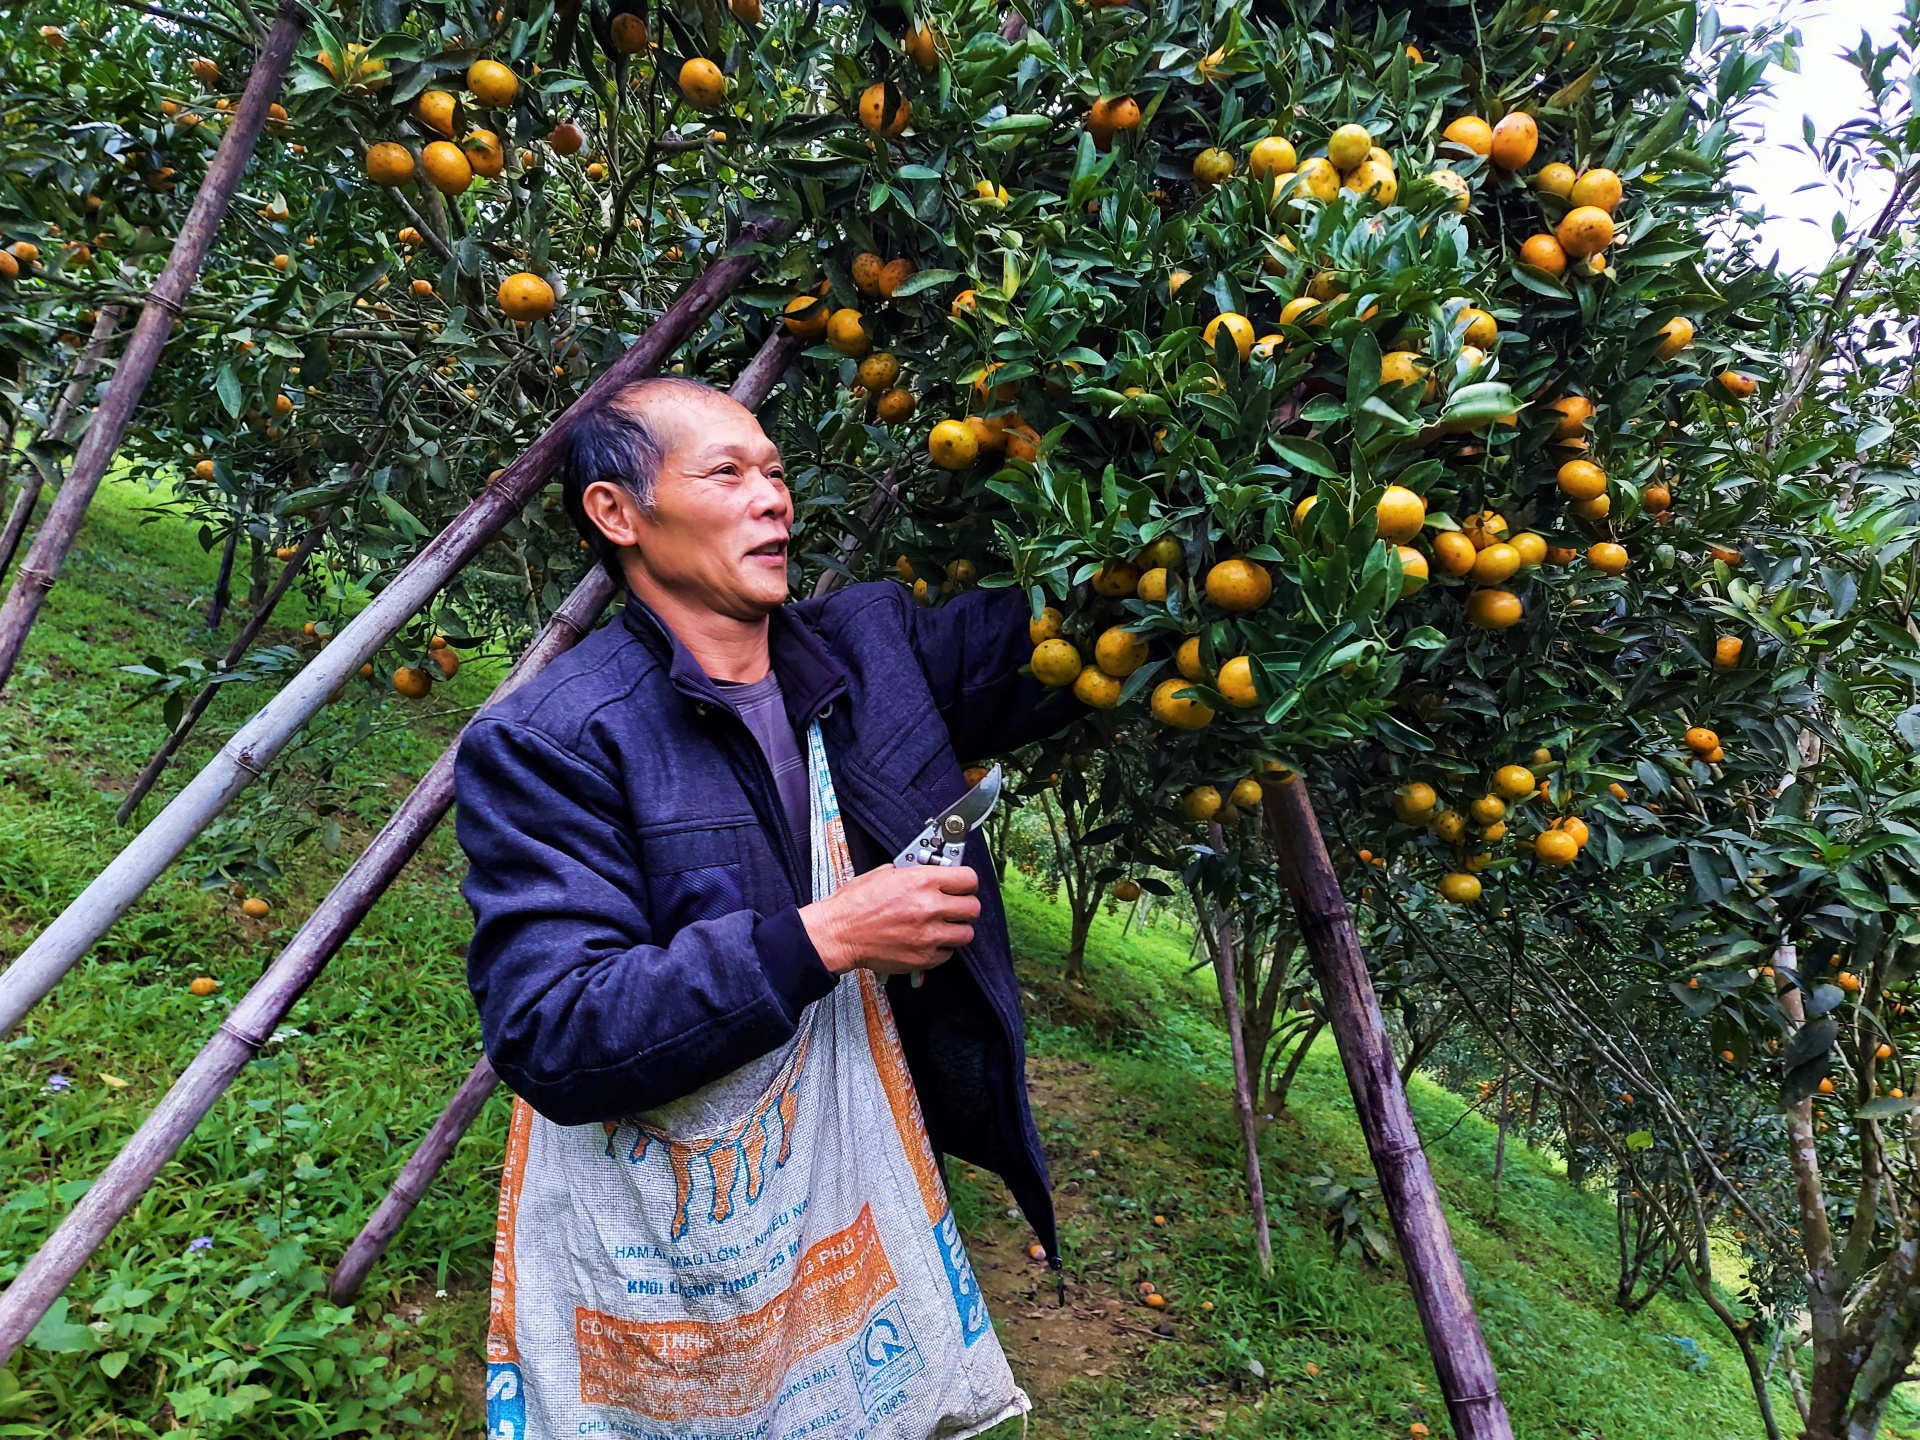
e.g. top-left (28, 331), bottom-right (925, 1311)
top-left (894, 764), bottom-right (1003, 985)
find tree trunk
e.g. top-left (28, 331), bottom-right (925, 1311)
top-left (1201, 827), bottom-right (1272, 1277)
top-left (246, 530), bottom-right (269, 613)
top-left (0, 307), bottom-right (124, 591)
top-left (1263, 775), bottom-right (1513, 1440)
top-left (1064, 899), bottom-right (1093, 979)
top-left (1267, 1016), bottom-right (1323, 1113)
top-left (206, 519), bottom-right (241, 629)
top-left (0, 2), bottom-right (308, 695)
top-left (1493, 1060), bottom-right (1510, 1189)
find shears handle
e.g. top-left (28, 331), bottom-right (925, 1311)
top-left (893, 824), bottom-right (966, 985)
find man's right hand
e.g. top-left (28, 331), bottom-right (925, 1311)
top-left (799, 864), bottom-right (980, 977)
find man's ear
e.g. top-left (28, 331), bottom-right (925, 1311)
top-left (580, 480), bottom-right (645, 549)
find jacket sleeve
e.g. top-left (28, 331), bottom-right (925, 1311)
top-left (893, 583), bottom-right (1076, 761)
top-left (455, 714), bottom-right (838, 1126)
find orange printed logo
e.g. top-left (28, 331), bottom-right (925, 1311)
top-left (573, 1204), bottom-right (898, 1420)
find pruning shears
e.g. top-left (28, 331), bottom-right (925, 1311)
top-left (892, 764), bottom-right (1003, 987)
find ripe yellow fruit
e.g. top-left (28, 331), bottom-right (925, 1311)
top-left (1138, 535), bottom-right (1184, 571)
top-left (1489, 112), bottom-right (1537, 171)
top-left (1326, 123), bottom-right (1372, 170)
top-left (1440, 873), bottom-right (1483, 904)
top-left (1193, 147), bottom-right (1236, 187)
top-left (1570, 493), bottom-right (1611, 522)
top-left (1343, 159), bottom-right (1397, 204)
top-left (782, 294), bottom-right (829, 339)
top-left (1587, 542), bottom-right (1629, 575)
top-left (1427, 531), bottom-right (1476, 577)
top-left (417, 89), bottom-right (457, 136)
top-left (1217, 656), bottom-right (1258, 708)
top-left (498, 272), bottom-right (555, 321)
top-left (876, 388), bottom-right (914, 423)
top-left (1432, 809), bottom-right (1468, 844)
top-left (730, 0), bottom-right (762, 21)
top-left (1089, 560), bottom-right (1138, 598)
top-left (466, 128), bottom-right (505, 177)
top-left (1380, 351), bottom-right (1426, 391)
top-left (856, 351), bottom-right (900, 391)
top-left (1394, 782), bottom-right (1438, 824)
top-left (1684, 726), bottom-right (1720, 753)
top-left (1249, 135), bottom-right (1297, 179)
top-left (1029, 606), bottom-right (1064, 644)
top-left (1136, 567), bottom-right (1170, 603)
top-left (1556, 205), bottom-right (1615, 259)
top-left (826, 308), bottom-right (871, 357)
top-left (1181, 786), bottom-right (1222, 822)
top-left (1295, 156), bottom-right (1341, 202)
top-left (1203, 312), bottom-right (1255, 362)
top-left (1520, 233), bottom-right (1567, 277)
top-left (1094, 625), bottom-right (1149, 678)
top-left (1493, 764), bottom-right (1536, 801)
top-left (1548, 395), bottom-right (1594, 439)
top-left (610, 12), bottom-right (650, 53)
top-left (1469, 794), bottom-right (1507, 827)
top-left (1656, 316), bottom-right (1695, 360)
top-left (1151, 677), bottom-right (1214, 729)
top-left (421, 139), bottom-right (474, 194)
top-left (393, 665), bottom-right (433, 698)
top-left (1429, 168), bottom-right (1471, 212)
top-left (1536, 162), bottom-right (1576, 198)
top-left (904, 23), bottom-right (939, 66)
top-left (1569, 167), bottom-right (1623, 213)
top-left (1534, 829), bottom-right (1579, 866)
top-left (1204, 558), bottom-right (1271, 612)
top-left (971, 179), bottom-right (1010, 207)
top-left (1031, 639), bottom-right (1083, 687)
top-left (1375, 485), bottom-right (1426, 543)
top-left (928, 418), bottom-right (978, 470)
top-left (1176, 637), bottom-right (1208, 682)
top-left (680, 57), bottom-right (726, 110)
top-left (1442, 115), bottom-right (1493, 155)
top-left (548, 121), bottom-right (585, 155)
top-left (1458, 306), bottom-right (1497, 347)
top-left (1554, 816), bottom-right (1591, 848)
top-left (189, 975), bottom-right (219, 995)
top-left (859, 82), bottom-right (911, 137)
top-left (193, 459), bottom-right (216, 480)
top-left (1556, 459), bottom-right (1608, 501)
top-left (878, 258), bottom-right (916, 297)
top-left (1396, 547), bottom-right (1429, 597)
top-left (1470, 542), bottom-right (1521, 585)
top-left (1508, 532), bottom-right (1546, 569)
top-left (468, 58), bottom-right (519, 106)
top-left (1279, 296), bottom-right (1321, 327)
top-left (1713, 635), bottom-right (1743, 670)
top-left (1466, 589), bottom-right (1522, 629)
top-left (365, 142), bottom-right (415, 186)
top-left (1073, 666), bottom-right (1123, 708)
top-left (1231, 777), bottom-right (1264, 809)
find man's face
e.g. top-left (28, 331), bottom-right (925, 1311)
top-left (586, 388), bottom-right (793, 621)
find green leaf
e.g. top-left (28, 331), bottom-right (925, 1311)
top-left (1624, 1130), bottom-right (1653, 1152)
top-left (1624, 95), bottom-right (1693, 173)
top-left (1545, 63), bottom-right (1603, 109)
top-left (889, 267), bottom-right (959, 298)
top-left (1271, 437), bottom-right (1339, 477)
top-left (215, 365), bottom-right (244, 420)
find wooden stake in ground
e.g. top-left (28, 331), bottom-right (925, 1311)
top-left (1201, 821), bottom-right (1273, 1277)
top-left (0, 334), bottom-right (800, 1357)
top-left (0, 306), bottom-right (124, 590)
top-left (1262, 775), bottom-right (1513, 1440)
top-left (0, 2), bottom-right (307, 694)
top-left (0, 213), bottom-right (795, 1039)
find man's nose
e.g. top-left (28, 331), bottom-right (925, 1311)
top-left (752, 470), bottom-right (793, 520)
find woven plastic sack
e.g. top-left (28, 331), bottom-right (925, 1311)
top-left (485, 722), bottom-right (1029, 1439)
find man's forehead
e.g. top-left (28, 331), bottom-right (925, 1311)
top-left (615, 385), bottom-right (768, 449)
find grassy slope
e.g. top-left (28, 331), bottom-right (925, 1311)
top-left (0, 479), bottom-right (1784, 1437)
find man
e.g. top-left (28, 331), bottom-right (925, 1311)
top-left (456, 375), bottom-right (1066, 1440)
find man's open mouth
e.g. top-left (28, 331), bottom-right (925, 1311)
top-left (747, 539), bottom-right (789, 560)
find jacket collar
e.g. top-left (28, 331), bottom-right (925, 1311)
top-left (617, 588), bottom-right (847, 731)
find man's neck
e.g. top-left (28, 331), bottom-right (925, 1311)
top-left (625, 567), bottom-right (775, 683)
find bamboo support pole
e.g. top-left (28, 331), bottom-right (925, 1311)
top-left (1262, 776), bottom-right (1513, 1440)
top-left (0, 333), bottom-right (799, 1358)
top-left (0, 214), bottom-right (795, 1038)
top-left (0, 2), bottom-right (306, 693)
top-left (116, 506), bottom-right (335, 825)
top-left (1202, 822), bottom-right (1273, 1277)
top-left (0, 306), bottom-right (125, 590)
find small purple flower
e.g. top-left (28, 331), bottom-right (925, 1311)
top-left (44, 1074), bottom-right (71, 1093)
top-left (188, 1235), bottom-right (213, 1253)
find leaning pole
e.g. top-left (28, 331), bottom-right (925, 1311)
top-left (1263, 776), bottom-right (1513, 1440)
top-left (0, 327), bottom-right (800, 1364)
top-left (0, 212), bottom-right (797, 1038)
top-left (0, 0), bottom-right (307, 693)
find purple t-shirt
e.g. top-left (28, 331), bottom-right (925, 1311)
top-left (718, 671), bottom-right (810, 876)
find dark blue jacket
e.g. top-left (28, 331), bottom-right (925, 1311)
top-left (454, 581), bottom-right (1065, 1255)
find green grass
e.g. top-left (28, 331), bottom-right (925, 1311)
top-left (0, 478), bottom-right (1798, 1437)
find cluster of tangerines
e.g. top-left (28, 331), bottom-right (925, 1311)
top-left (1385, 759), bottom-right (1598, 905)
top-left (351, 56), bottom-right (558, 324)
top-left (780, 254), bottom-right (924, 424)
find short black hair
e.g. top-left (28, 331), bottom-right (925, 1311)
top-left (559, 376), bottom-right (722, 582)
